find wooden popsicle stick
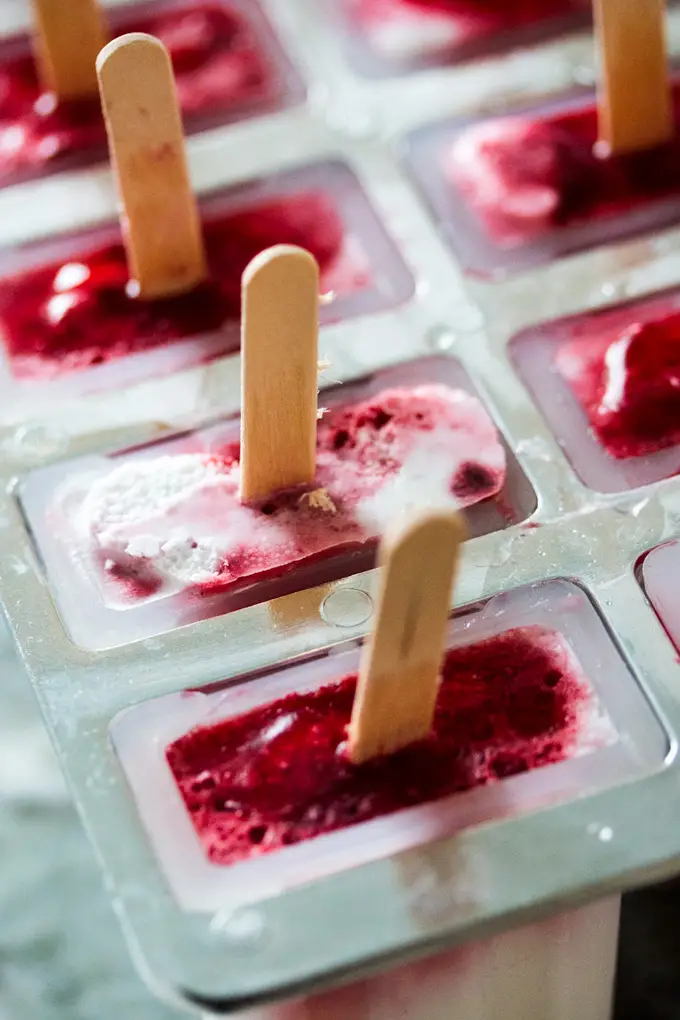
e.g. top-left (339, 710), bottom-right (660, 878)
top-left (31, 0), bottom-right (107, 97)
top-left (96, 33), bottom-right (207, 300)
top-left (593, 0), bottom-right (673, 155)
top-left (347, 511), bottom-right (466, 766)
top-left (240, 245), bottom-right (319, 502)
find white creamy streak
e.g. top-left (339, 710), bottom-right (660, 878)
top-left (79, 455), bottom-right (290, 586)
top-left (74, 385), bottom-right (506, 596)
top-left (356, 425), bottom-right (502, 528)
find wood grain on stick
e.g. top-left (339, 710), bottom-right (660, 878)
top-left (347, 511), bottom-right (466, 766)
top-left (32, 0), bottom-right (107, 97)
top-left (240, 245), bottom-right (319, 502)
top-left (96, 33), bottom-right (207, 299)
top-left (593, 0), bottom-right (672, 155)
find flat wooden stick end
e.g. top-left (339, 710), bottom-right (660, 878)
top-left (347, 510), bottom-right (466, 766)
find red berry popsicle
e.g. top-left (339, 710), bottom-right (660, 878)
top-left (46, 248), bottom-right (504, 651)
top-left (345, 0), bottom-right (586, 65)
top-left (0, 192), bottom-right (368, 380)
top-left (446, 97), bottom-right (680, 249)
top-left (399, 0), bottom-right (577, 15)
top-left (435, 0), bottom-right (673, 266)
top-left (167, 508), bottom-right (597, 868)
top-left (509, 288), bottom-right (680, 493)
top-left (0, 0), bottom-right (289, 187)
top-left (168, 626), bottom-right (594, 865)
top-left (555, 314), bottom-right (680, 460)
top-left (0, 36), bottom-right (369, 382)
top-left (72, 382), bottom-right (505, 602)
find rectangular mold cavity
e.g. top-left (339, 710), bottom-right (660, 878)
top-left (110, 578), bottom-right (669, 912)
top-left (641, 541), bottom-right (680, 654)
top-left (332, 0), bottom-right (589, 78)
top-left (404, 83), bottom-right (680, 279)
top-left (0, 0), bottom-right (304, 190)
top-left (509, 289), bottom-right (680, 493)
top-left (18, 355), bottom-right (536, 651)
top-left (0, 160), bottom-right (414, 420)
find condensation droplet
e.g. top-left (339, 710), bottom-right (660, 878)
top-left (597, 280), bottom-right (628, 303)
top-left (487, 536), bottom-right (514, 568)
top-left (571, 64), bottom-right (596, 86)
top-left (426, 325), bottom-right (457, 352)
top-left (143, 637), bottom-right (163, 652)
top-left (515, 436), bottom-right (554, 463)
top-left (326, 109), bottom-right (377, 140)
top-left (211, 908), bottom-right (266, 945)
top-left (587, 822), bottom-right (614, 843)
top-left (7, 423), bottom-right (69, 461)
top-left (321, 587), bottom-right (373, 629)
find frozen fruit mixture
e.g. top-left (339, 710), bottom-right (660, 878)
top-left (167, 626), bottom-right (601, 865)
top-left (0, 2), bottom-right (282, 186)
top-left (555, 312), bottom-right (680, 459)
top-left (447, 86), bottom-right (680, 247)
top-left (0, 192), bottom-right (369, 379)
top-left (66, 384), bottom-right (505, 602)
top-left (347, 0), bottom-right (585, 62)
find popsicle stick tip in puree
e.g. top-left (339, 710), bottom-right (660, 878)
top-left (347, 510), bottom-right (466, 766)
top-left (593, 0), bottom-right (673, 156)
top-left (240, 245), bottom-right (320, 503)
top-left (31, 0), bottom-right (107, 98)
top-left (96, 33), bottom-right (207, 300)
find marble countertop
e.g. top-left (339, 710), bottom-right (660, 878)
top-left (0, 619), bottom-right (182, 1020)
top-left (0, 618), bottom-right (678, 1020)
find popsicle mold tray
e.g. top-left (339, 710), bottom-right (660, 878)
top-left (2, 0), bottom-right (680, 1013)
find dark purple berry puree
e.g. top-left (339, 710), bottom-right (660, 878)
top-left (0, 2), bottom-right (280, 187)
top-left (166, 626), bottom-right (594, 866)
top-left (0, 192), bottom-right (368, 379)
top-left (555, 313), bottom-right (680, 459)
top-left (77, 384), bottom-right (506, 601)
top-left (447, 86), bottom-right (680, 247)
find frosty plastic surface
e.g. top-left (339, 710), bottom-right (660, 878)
top-left (510, 288), bottom-right (680, 492)
top-left (0, 0), bottom-right (303, 188)
top-left (111, 579), bottom-right (665, 911)
top-left (0, 0), bottom-right (680, 1011)
top-left (20, 356), bottom-right (533, 649)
